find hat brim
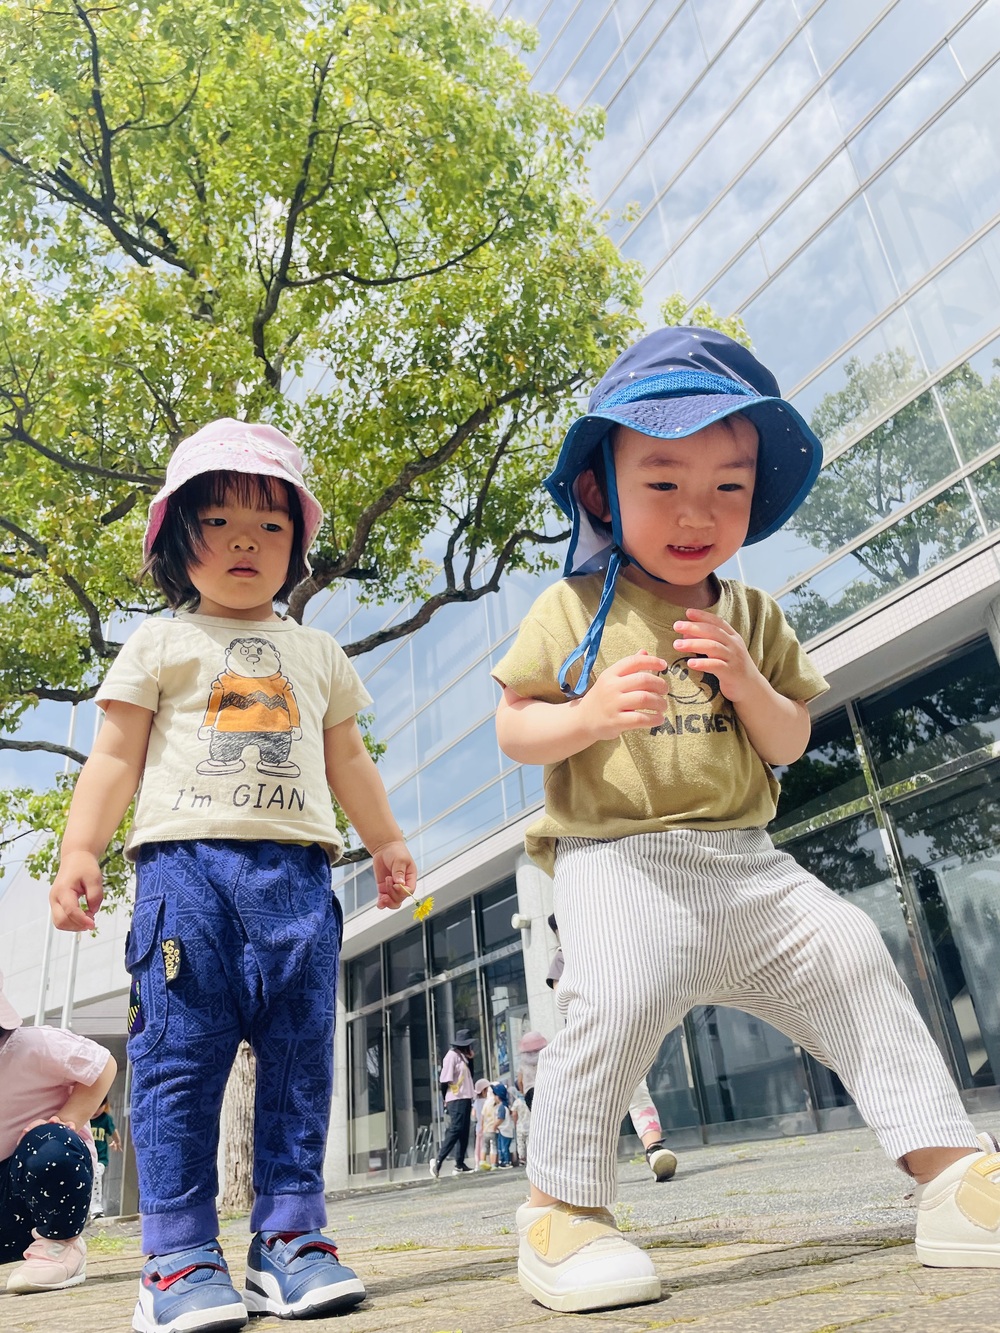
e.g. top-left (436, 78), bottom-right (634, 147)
top-left (546, 392), bottom-right (822, 566)
top-left (143, 454), bottom-right (325, 563)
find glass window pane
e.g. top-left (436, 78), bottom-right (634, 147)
top-left (939, 332), bottom-right (1000, 464)
top-left (743, 197), bottom-right (897, 391)
top-left (415, 670), bottom-right (496, 767)
top-left (419, 782), bottom-right (507, 871)
top-left (970, 453), bottom-right (1000, 528)
top-left (784, 810), bottom-right (934, 1029)
top-left (771, 709), bottom-right (866, 831)
top-left (780, 476), bottom-right (984, 641)
top-left (387, 924), bottom-right (426, 997)
top-left (803, 0), bottom-right (893, 75)
top-left (431, 975), bottom-right (481, 1070)
top-left (483, 953), bottom-right (528, 1082)
top-left (348, 947), bottom-right (383, 1012)
top-left (905, 220), bottom-right (1000, 374)
top-left (759, 149), bottom-right (859, 276)
top-left (690, 0), bottom-right (757, 61)
top-left (849, 46), bottom-right (963, 182)
top-left (479, 878), bottom-right (519, 952)
top-left (825, 0), bottom-right (957, 138)
top-left (949, 0), bottom-right (1000, 80)
top-left (429, 901), bottom-right (476, 973)
top-left (892, 761), bottom-right (1000, 1087)
top-left (866, 66), bottom-right (1000, 292)
top-left (349, 1012), bottom-right (387, 1174)
top-left (688, 1005), bottom-right (808, 1124)
top-left (365, 644), bottom-right (414, 736)
top-left (388, 993), bottom-right (435, 1169)
top-left (784, 382), bottom-right (959, 561)
top-left (417, 720), bottom-right (501, 826)
top-left (858, 638), bottom-right (1000, 786)
top-left (645, 1026), bottom-right (701, 1131)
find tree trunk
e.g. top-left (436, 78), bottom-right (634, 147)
top-left (221, 1041), bottom-right (256, 1214)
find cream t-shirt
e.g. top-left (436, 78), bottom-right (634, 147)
top-left (492, 574), bottom-right (828, 876)
top-left (97, 613), bottom-right (372, 861)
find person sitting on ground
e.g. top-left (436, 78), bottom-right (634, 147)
top-left (0, 971), bottom-right (117, 1295)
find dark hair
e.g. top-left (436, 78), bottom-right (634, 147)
top-left (142, 471), bottom-right (309, 610)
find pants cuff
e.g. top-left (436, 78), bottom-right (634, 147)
top-left (250, 1191), bottom-right (327, 1235)
top-left (142, 1201), bottom-right (219, 1256)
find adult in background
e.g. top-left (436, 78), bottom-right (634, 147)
top-left (429, 1029), bottom-right (475, 1178)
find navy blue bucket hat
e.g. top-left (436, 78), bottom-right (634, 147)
top-left (546, 326), bottom-right (822, 695)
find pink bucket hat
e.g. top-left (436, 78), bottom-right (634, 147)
top-left (0, 971), bottom-right (24, 1029)
top-left (144, 419), bottom-right (325, 560)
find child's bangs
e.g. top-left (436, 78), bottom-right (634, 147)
top-left (187, 471), bottom-right (293, 514)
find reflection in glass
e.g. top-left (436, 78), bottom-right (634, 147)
top-left (419, 781), bottom-right (507, 872)
top-left (941, 332), bottom-right (1000, 463)
top-left (949, 0), bottom-right (1000, 80)
top-left (906, 223), bottom-right (1000, 375)
top-left (893, 761), bottom-right (1000, 1086)
top-left (387, 924), bottom-right (425, 997)
top-left (758, 146), bottom-right (857, 277)
top-left (480, 878), bottom-right (519, 952)
top-left (781, 475), bottom-right (982, 641)
top-left (483, 953), bottom-right (528, 1081)
top-left (348, 1012), bottom-right (387, 1174)
top-left (687, 1005), bottom-right (808, 1125)
top-left (849, 46), bottom-right (963, 183)
top-left (429, 901), bottom-right (476, 974)
top-left (784, 811), bottom-right (934, 1028)
top-left (388, 994), bottom-right (435, 1169)
top-left (348, 947), bottom-right (382, 1011)
top-left (788, 365), bottom-right (959, 556)
top-left (858, 639), bottom-right (1000, 786)
top-left (431, 974), bottom-right (481, 1073)
top-left (646, 1026), bottom-right (700, 1131)
top-left (417, 720), bottom-right (502, 827)
top-left (771, 709), bottom-right (866, 832)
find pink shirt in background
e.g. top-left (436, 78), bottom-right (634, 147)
top-left (0, 1026), bottom-right (109, 1162)
top-left (439, 1048), bottom-right (474, 1102)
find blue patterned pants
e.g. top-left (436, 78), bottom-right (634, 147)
top-left (0, 1124), bottom-right (93, 1260)
top-left (128, 840), bottom-right (341, 1255)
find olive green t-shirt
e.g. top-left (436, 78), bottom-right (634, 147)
top-left (492, 574), bottom-right (828, 876)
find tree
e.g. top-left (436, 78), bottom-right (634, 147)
top-left (0, 0), bottom-right (643, 889)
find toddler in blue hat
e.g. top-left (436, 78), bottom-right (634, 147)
top-left (492, 327), bottom-right (1000, 1314)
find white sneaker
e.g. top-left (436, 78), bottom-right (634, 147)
top-left (516, 1201), bottom-right (660, 1312)
top-left (429, 1159), bottom-right (441, 1179)
top-left (7, 1230), bottom-right (87, 1293)
top-left (915, 1149), bottom-right (1000, 1267)
top-left (645, 1144), bottom-right (678, 1182)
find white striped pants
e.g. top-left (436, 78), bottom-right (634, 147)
top-left (528, 829), bottom-right (979, 1208)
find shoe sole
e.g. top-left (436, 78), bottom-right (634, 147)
top-left (244, 1273), bottom-right (366, 1317)
top-left (915, 1239), bottom-right (1000, 1268)
top-left (7, 1269), bottom-right (86, 1294)
top-left (648, 1150), bottom-right (678, 1182)
top-left (131, 1297), bottom-right (248, 1333)
top-left (518, 1262), bottom-right (661, 1313)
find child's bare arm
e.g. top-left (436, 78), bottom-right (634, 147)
top-left (50, 701), bottom-right (154, 931)
top-left (324, 716), bottom-right (416, 910)
top-left (22, 1052), bottom-right (118, 1138)
top-left (672, 608), bottom-right (811, 764)
top-left (495, 652), bottom-right (669, 765)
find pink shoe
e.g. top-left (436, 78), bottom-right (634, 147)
top-left (6, 1229), bottom-right (87, 1293)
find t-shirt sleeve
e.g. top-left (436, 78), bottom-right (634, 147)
top-left (758, 594), bottom-right (830, 704)
top-left (323, 638), bottom-right (374, 729)
top-left (38, 1029), bottom-right (112, 1088)
top-left (96, 621), bottom-right (160, 713)
top-left (492, 591), bottom-right (570, 705)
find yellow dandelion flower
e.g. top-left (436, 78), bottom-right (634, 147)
top-left (412, 896), bottom-right (434, 922)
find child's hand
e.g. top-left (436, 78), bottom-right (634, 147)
top-left (581, 651), bottom-right (669, 740)
top-left (372, 839), bottom-right (417, 910)
top-left (20, 1115), bottom-right (78, 1142)
top-left (50, 851), bottom-right (105, 931)
top-left (673, 609), bottom-right (761, 703)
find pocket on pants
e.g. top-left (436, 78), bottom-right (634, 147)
top-left (124, 897), bottom-right (168, 1060)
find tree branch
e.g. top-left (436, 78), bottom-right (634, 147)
top-left (0, 737), bottom-right (89, 765)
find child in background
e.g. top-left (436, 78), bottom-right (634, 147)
top-left (511, 1084), bottom-right (530, 1168)
top-left (0, 972), bottom-right (116, 1295)
top-left (88, 1095), bottom-right (122, 1219)
top-left (49, 420), bottom-right (416, 1332)
top-left (493, 1083), bottom-right (516, 1167)
top-left (473, 1079), bottom-right (490, 1169)
top-left (494, 327), bottom-right (1000, 1314)
top-left (480, 1087), bottom-right (499, 1170)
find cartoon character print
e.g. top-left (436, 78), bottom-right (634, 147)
top-left (650, 661), bottom-right (729, 737)
top-left (196, 637), bottom-right (302, 778)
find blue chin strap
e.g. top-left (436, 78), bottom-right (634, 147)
top-left (557, 435), bottom-right (636, 698)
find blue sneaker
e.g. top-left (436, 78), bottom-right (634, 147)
top-left (243, 1231), bottom-right (366, 1318)
top-left (132, 1243), bottom-right (248, 1333)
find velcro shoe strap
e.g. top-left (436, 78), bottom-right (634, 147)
top-left (278, 1230), bottom-right (339, 1261)
top-left (956, 1152), bottom-right (1000, 1231)
top-left (526, 1207), bottom-right (619, 1265)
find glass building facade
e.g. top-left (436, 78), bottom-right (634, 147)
top-left (320, 0), bottom-right (1000, 1180)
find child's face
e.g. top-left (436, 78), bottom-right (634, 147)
top-left (189, 478), bottom-right (294, 620)
top-left (579, 416), bottom-right (758, 606)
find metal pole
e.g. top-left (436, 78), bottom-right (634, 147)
top-left (35, 703), bottom-right (79, 1026)
top-left (59, 696), bottom-right (104, 1030)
